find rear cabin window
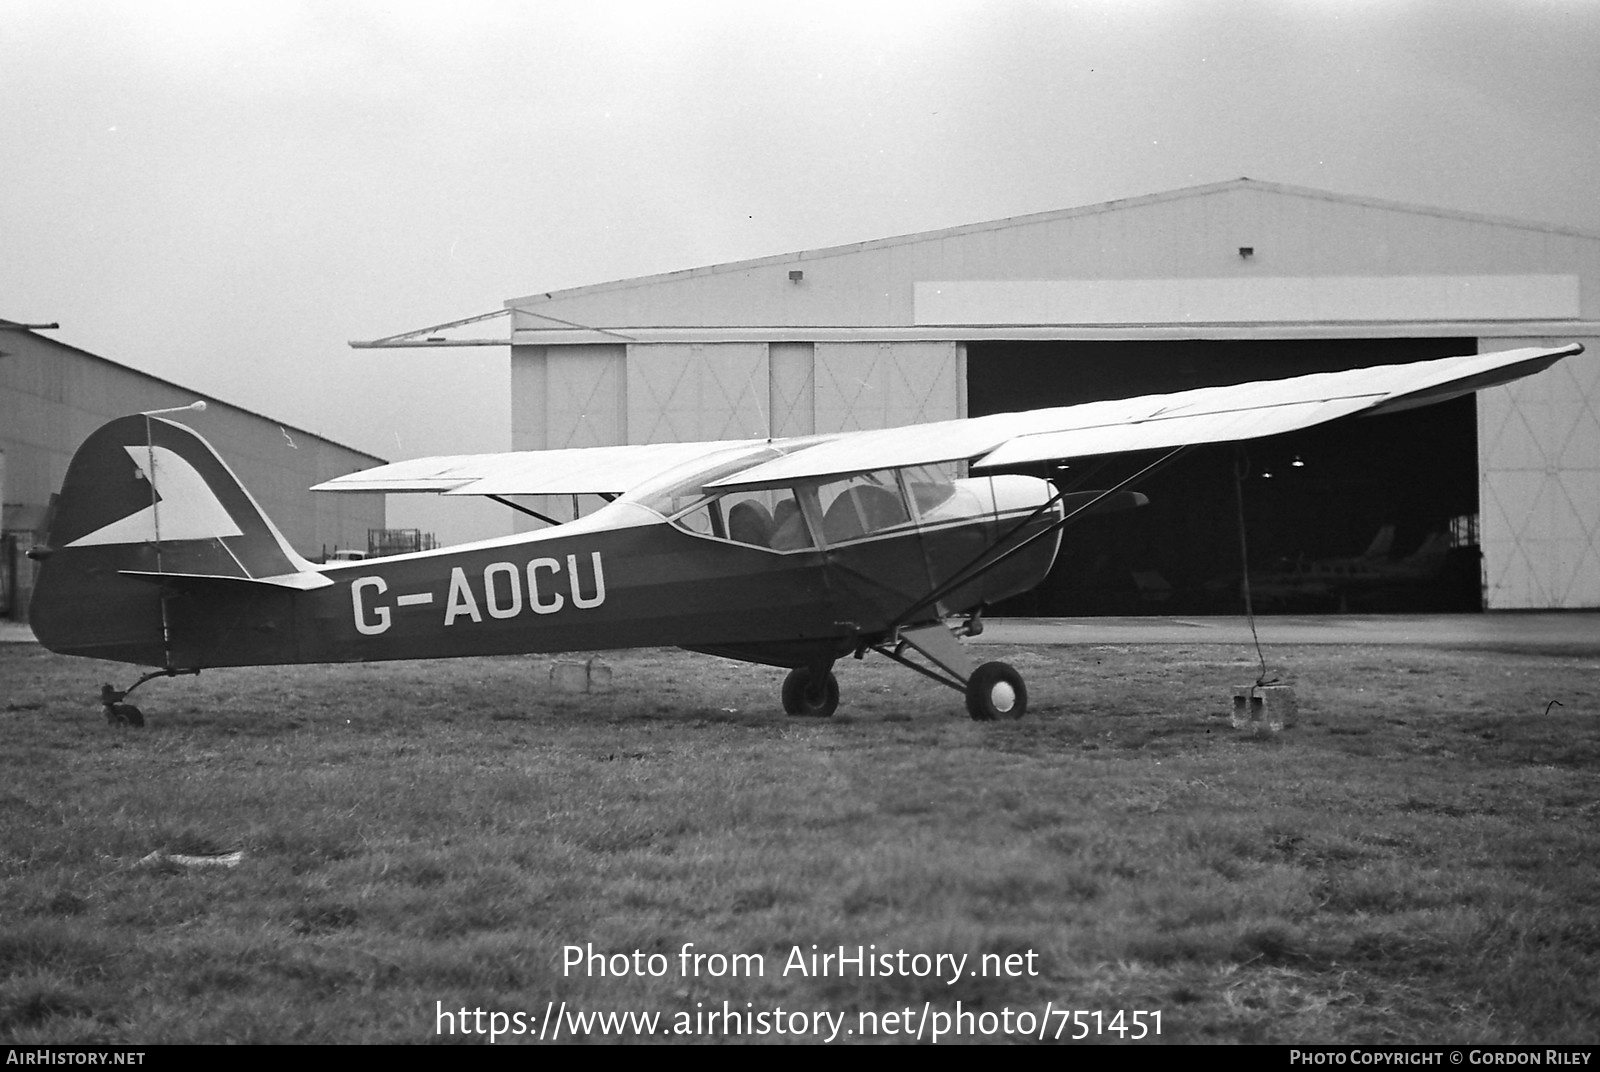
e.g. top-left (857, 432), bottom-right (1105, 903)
top-left (624, 446), bottom-right (819, 552)
top-left (665, 487), bottom-right (814, 551)
top-left (715, 487), bottom-right (814, 550)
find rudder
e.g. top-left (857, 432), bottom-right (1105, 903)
top-left (29, 415), bottom-right (315, 665)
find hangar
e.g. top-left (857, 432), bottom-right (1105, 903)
top-left (1, 320), bottom-right (386, 621)
top-left (378, 179), bottom-right (1600, 613)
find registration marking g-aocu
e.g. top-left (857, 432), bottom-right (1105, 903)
top-left (351, 552), bottom-right (607, 635)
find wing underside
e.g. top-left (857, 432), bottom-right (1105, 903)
top-left (311, 438), bottom-right (765, 497)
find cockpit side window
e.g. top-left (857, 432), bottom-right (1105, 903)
top-left (629, 448), bottom-right (965, 553)
top-left (814, 470), bottom-right (918, 544)
top-left (900, 463), bottom-right (961, 516)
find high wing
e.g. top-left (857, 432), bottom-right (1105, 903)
top-left (313, 345), bottom-right (1580, 498)
top-left (710, 345), bottom-right (1580, 490)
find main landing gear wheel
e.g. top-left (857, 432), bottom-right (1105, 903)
top-left (782, 666), bottom-right (839, 718)
top-left (966, 661), bottom-right (1027, 722)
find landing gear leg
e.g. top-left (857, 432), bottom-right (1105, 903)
top-left (96, 667), bottom-right (199, 726)
top-left (782, 662), bottom-right (839, 718)
top-left (874, 622), bottom-right (1029, 721)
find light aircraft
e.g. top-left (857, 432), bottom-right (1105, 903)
top-left (27, 344), bottom-right (1580, 721)
top-left (1224, 525), bottom-right (1458, 610)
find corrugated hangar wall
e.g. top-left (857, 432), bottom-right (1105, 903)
top-left (511, 340), bottom-right (963, 450)
top-left (500, 181), bottom-right (1600, 611)
top-left (1, 326), bottom-right (386, 619)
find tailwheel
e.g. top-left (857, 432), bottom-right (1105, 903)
top-left (782, 665), bottom-right (839, 718)
top-left (965, 661), bottom-right (1027, 721)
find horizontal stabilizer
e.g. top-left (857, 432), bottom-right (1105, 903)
top-left (119, 570), bottom-right (335, 591)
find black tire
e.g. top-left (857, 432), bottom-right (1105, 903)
top-left (782, 666), bottom-right (839, 717)
top-left (966, 661), bottom-right (1027, 721)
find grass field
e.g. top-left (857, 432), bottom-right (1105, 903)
top-left (2, 637), bottom-right (1597, 1044)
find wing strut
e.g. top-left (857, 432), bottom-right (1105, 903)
top-left (488, 494), bottom-right (561, 527)
top-left (885, 445), bottom-right (1191, 633)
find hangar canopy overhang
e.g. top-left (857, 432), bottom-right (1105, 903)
top-left (499, 319), bottom-right (1600, 347)
top-left (352, 310), bottom-right (1600, 348)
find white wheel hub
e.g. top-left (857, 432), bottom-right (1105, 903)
top-left (989, 681), bottom-right (1016, 713)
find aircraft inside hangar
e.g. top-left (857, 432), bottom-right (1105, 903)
top-left (968, 338), bottom-right (1483, 615)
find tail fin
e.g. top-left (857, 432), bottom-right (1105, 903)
top-left (1361, 524), bottom-right (1396, 559)
top-left (29, 415), bottom-right (318, 665)
top-left (1405, 531), bottom-right (1453, 565)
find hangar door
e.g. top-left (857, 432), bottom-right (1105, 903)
top-left (968, 339), bottom-right (1481, 616)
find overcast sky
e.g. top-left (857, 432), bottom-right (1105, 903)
top-left (6, 0), bottom-right (1599, 541)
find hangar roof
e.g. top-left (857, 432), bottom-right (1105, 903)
top-left (506, 178), bottom-right (1600, 308)
top-left (495, 178), bottom-right (1600, 344)
top-left (355, 179), bottom-right (1600, 347)
top-left (1, 320), bottom-right (385, 464)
